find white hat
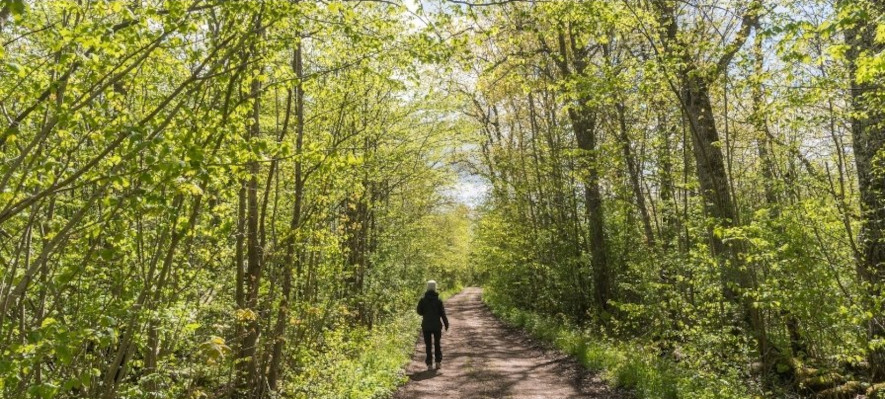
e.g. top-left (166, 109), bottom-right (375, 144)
top-left (426, 280), bottom-right (437, 291)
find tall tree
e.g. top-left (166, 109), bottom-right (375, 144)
top-left (651, 0), bottom-right (778, 372)
top-left (844, 0), bottom-right (885, 380)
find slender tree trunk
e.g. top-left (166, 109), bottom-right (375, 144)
top-left (616, 101), bottom-right (656, 248)
top-left (268, 40), bottom-right (305, 390)
top-left (237, 13), bottom-right (264, 394)
top-left (568, 104), bottom-right (609, 312)
top-left (657, 115), bottom-right (676, 249)
top-left (235, 184), bottom-right (246, 310)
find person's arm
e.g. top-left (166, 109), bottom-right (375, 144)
top-left (439, 300), bottom-right (449, 330)
top-left (416, 298), bottom-right (424, 316)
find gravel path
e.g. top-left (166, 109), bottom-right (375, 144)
top-left (394, 287), bottom-right (630, 399)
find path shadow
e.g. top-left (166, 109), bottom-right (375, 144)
top-left (408, 369), bottom-right (441, 382)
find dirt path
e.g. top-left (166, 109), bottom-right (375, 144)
top-left (394, 287), bottom-right (629, 399)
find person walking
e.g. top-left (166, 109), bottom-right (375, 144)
top-left (416, 280), bottom-right (449, 370)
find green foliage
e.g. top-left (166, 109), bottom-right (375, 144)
top-left (0, 1), bottom-right (471, 398)
top-left (285, 315), bottom-right (416, 399)
top-left (462, 0), bottom-right (883, 396)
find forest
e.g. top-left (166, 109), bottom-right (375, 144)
top-left (1, 0), bottom-right (884, 398)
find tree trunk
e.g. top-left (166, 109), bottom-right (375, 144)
top-left (845, 7), bottom-right (885, 380)
top-left (654, 0), bottom-right (771, 376)
top-left (568, 104), bottom-right (609, 312)
top-left (553, 27), bottom-right (611, 314)
top-left (268, 41), bottom-right (305, 390)
top-left (237, 13), bottom-right (264, 393)
top-left (657, 115), bottom-right (676, 249)
top-left (616, 101), bottom-right (656, 248)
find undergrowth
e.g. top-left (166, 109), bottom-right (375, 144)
top-left (286, 284), bottom-right (463, 399)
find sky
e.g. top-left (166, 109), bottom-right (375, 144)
top-left (449, 173), bottom-right (489, 208)
top-left (402, 0), bottom-right (490, 209)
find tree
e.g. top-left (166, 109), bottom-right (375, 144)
top-left (844, 0), bottom-right (885, 381)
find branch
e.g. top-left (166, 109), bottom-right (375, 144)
top-left (713, 0), bottom-right (762, 76)
top-left (445, 0), bottom-right (537, 6)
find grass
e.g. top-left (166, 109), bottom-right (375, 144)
top-left (484, 294), bottom-right (752, 399)
top-left (284, 312), bottom-right (416, 399)
top-left (290, 284), bottom-right (466, 399)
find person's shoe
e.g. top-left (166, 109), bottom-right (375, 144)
top-left (426, 364), bottom-right (432, 371)
top-left (435, 362), bottom-right (441, 370)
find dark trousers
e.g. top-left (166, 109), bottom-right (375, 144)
top-left (423, 329), bottom-right (442, 365)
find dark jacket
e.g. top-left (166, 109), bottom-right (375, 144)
top-left (416, 290), bottom-right (449, 331)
